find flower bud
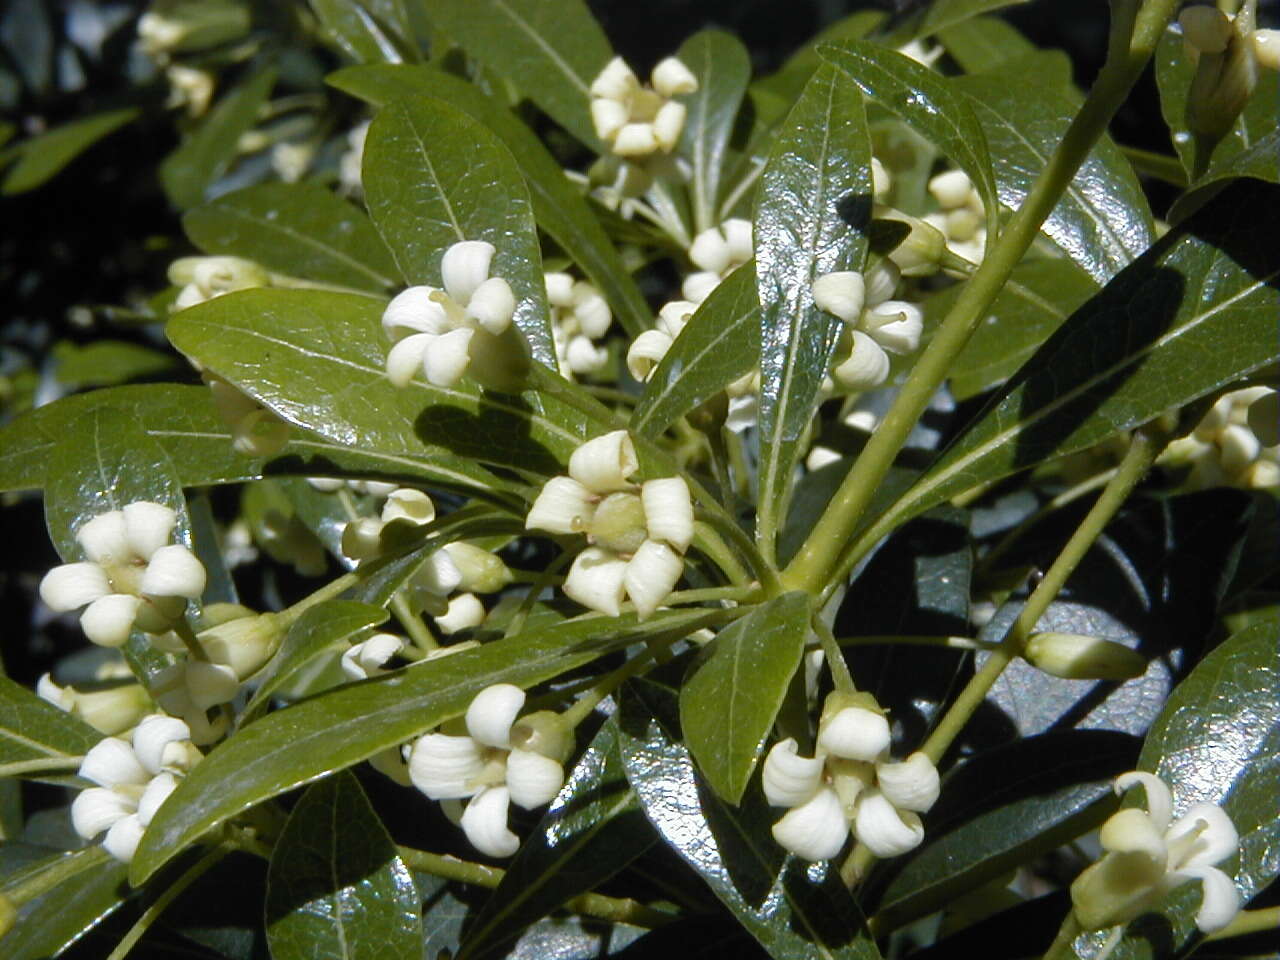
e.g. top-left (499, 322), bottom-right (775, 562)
top-left (1024, 632), bottom-right (1147, 681)
top-left (1186, 30), bottom-right (1258, 147)
top-left (510, 710), bottom-right (575, 765)
top-left (342, 517), bottom-right (385, 560)
top-left (436, 593), bottom-right (487, 634)
top-left (1179, 6), bottom-right (1233, 55)
top-left (167, 256), bottom-right (267, 294)
top-left (199, 612), bottom-right (283, 680)
top-left (568, 430), bottom-right (638, 494)
top-left (443, 542), bottom-right (512, 594)
top-left (817, 692), bottom-right (890, 761)
top-left (871, 207), bottom-right (947, 277)
top-left (69, 684), bottom-right (152, 737)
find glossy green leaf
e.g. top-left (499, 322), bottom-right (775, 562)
top-left (242, 600), bottom-right (388, 721)
top-left (1, 108), bottom-right (137, 195)
top-left (0, 676), bottom-right (100, 785)
top-left (954, 55), bottom-right (1155, 283)
top-left (940, 257), bottom-right (1098, 400)
top-left (427, 0), bottom-right (610, 149)
top-left (184, 182), bottom-right (401, 293)
top-left (1099, 620), bottom-right (1280, 960)
top-left (754, 63), bottom-right (873, 553)
top-left (886, 0), bottom-right (1031, 45)
top-left (459, 717), bottom-right (657, 960)
top-left (630, 263), bottom-right (759, 440)
top-left (266, 770), bottom-right (420, 960)
top-left (818, 39), bottom-right (999, 238)
top-left (165, 289), bottom-right (577, 493)
top-left (618, 676), bottom-right (882, 959)
top-left (676, 30), bottom-right (751, 234)
top-left (680, 592), bottom-right (809, 804)
top-left (160, 68), bottom-right (277, 210)
top-left (310, 0), bottom-right (408, 64)
top-left (1155, 25), bottom-right (1280, 179)
top-left (327, 64), bottom-right (651, 337)
top-left (0, 847), bottom-right (129, 960)
top-left (892, 178), bottom-right (1280, 522)
top-left (52, 340), bottom-right (179, 390)
top-left (363, 95), bottom-right (554, 363)
top-left (131, 606), bottom-right (727, 883)
top-left (1168, 128), bottom-right (1280, 225)
top-left (936, 15), bottom-right (1036, 75)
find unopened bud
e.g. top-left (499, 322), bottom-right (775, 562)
top-left (70, 684), bottom-right (152, 736)
top-left (510, 710), bottom-right (574, 764)
top-left (1187, 31), bottom-right (1258, 147)
top-left (870, 206), bottom-right (946, 277)
top-left (443, 542), bottom-right (513, 594)
top-left (199, 612), bottom-right (283, 680)
top-left (1024, 632), bottom-right (1147, 681)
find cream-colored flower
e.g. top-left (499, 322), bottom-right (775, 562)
top-left (682, 219), bottom-right (753, 303)
top-left (169, 256), bottom-right (269, 312)
top-left (925, 168), bottom-right (987, 265)
top-left (814, 261), bottom-right (922, 393)
top-left (546, 272), bottom-right (612, 377)
top-left (590, 55), bottom-right (698, 158)
top-left (1160, 387), bottom-right (1279, 490)
top-left (625, 300), bottom-right (696, 382)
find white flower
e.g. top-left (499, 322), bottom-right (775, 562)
top-left (151, 661), bottom-right (238, 745)
top-left (169, 256), bottom-right (269, 312)
top-left (407, 684), bottom-right (572, 858)
top-left (926, 168), bottom-right (987, 265)
top-left (203, 371), bottom-right (289, 458)
top-left (814, 262), bottom-right (924, 393)
top-left (1071, 771), bottom-right (1240, 934)
top-left (271, 142), bottom-right (314, 183)
top-left (625, 300), bottom-right (696, 382)
top-left (1160, 387), bottom-right (1279, 490)
top-left (339, 120), bottom-right (370, 195)
top-left (39, 502), bottom-right (206, 647)
top-left (36, 674), bottom-right (150, 736)
top-left (590, 55), bottom-right (698, 158)
top-left (436, 593), bottom-right (487, 634)
top-left (382, 240), bottom-right (518, 389)
top-left (70, 717), bottom-right (198, 863)
top-left (682, 219), bottom-right (753, 303)
top-left (165, 65), bottom-right (214, 117)
top-left (342, 632), bottom-right (404, 680)
top-left (546, 272), bottom-right (612, 378)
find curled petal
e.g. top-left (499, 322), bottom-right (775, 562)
top-left (863, 301), bottom-right (923, 355)
top-left (385, 332), bottom-right (434, 388)
top-left (642, 477), bottom-right (693, 552)
top-left (854, 789), bottom-right (925, 858)
top-left (460, 786), bottom-right (520, 858)
top-left (122, 502), bottom-right (177, 559)
top-left (407, 733), bottom-right (486, 799)
top-left (76, 510), bottom-right (130, 564)
top-left (132, 715), bottom-right (194, 776)
top-left (591, 97), bottom-right (629, 140)
top-left (681, 271), bottom-right (721, 304)
top-left (436, 594), bottom-right (486, 635)
top-left (657, 300), bottom-right (696, 338)
top-left (71, 787), bottom-right (133, 839)
top-left (831, 331), bottom-right (890, 392)
top-left (1167, 802), bottom-right (1239, 869)
top-left (771, 786), bottom-right (849, 861)
top-left (817, 705), bottom-right (890, 762)
top-left (506, 748), bottom-right (565, 809)
top-left (626, 330), bottom-right (673, 382)
top-left (136, 772), bottom-right (178, 827)
top-left (441, 240), bottom-right (495, 305)
top-left (467, 277), bottom-right (515, 335)
top-left (1099, 808), bottom-right (1167, 864)
top-left (80, 737), bottom-right (149, 789)
top-left (571, 284), bottom-right (611, 338)
top-left (185, 661), bottom-right (240, 711)
top-left (624, 540), bottom-right (683, 619)
top-left (812, 271), bottom-right (866, 324)
top-left (722, 219), bottom-right (752, 262)
top-left (140, 545), bottom-right (206, 599)
top-left (564, 546), bottom-right (629, 617)
top-left (466, 683), bottom-right (526, 749)
top-left (864, 260), bottom-right (900, 307)
top-left (103, 814), bottom-right (146, 863)
top-left (40, 562), bottom-right (112, 612)
top-left (526, 476), bottom-right (596, 535)
top-left (651, 56), bottom-right (698, 97)
top-left (341, 633), bottom-right (404, 680)
top-left (423, 327), bottom-right (474, 388)
top-left (653, 101), bottom-right (687, 151)
top-left (876, 752), bottom-right (941, 813)
top-left (613, 122), bottom-right (658, 157)
top-left (381, 489), bottom-right (435, 525)
top-left (1170, 864), bottom-right (1241, 933)
top-left (761, 738), bottom-right (823, 808)
top-left (341, 517), bottom-right (385, 561)
top-left (590, 56), bottom-right (639, 100)
top-left (80, 594), bottom-right (141, 648)
top-left (688, 228), bottom-right (732, 275)
top-left (383, 286), bottom-right (450, 339)
top-left (1115, 771), bottom-right (1173, 833)
top-left (568, 430), bottom-right (638, 494)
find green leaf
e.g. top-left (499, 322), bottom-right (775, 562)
top-left (954, 55), bottom-right (1155, 283)
top-left (936, 15), bottom-right (1036, 75)
top-left (751, 10), bottom-right (884, 110)
top-left (0, 847), bottom-right (129, 960)
top-left (0, 676), bottom-right (100, 785)
top-left (160, 68), bottom-right (277, 210)
top-left (1099, 619), bottom-right (1280, 960)
top-left (676, 30), bottom-right (751, 234)
top-left (183, 182), bottom-right (401, 292)
top-left (458, 717), bottom-right (657, 960)
top-left (818, 39), bottom-right (999, 239)
top-left (940, 257), bottom-right (1097, 400)
top-left (1168, 128), bottom-right (1280, 225)
top-left (630, 263), bottom-right (759, 440)
top-left (363, 95), bottom-right (554, 364)
top-left (426, 0), bottom-right (610, 149)
top-left (52, 340), bottom-right (179, 390)
top-left (310, 0), bottom-right (409, 64)
top-left (165, 289), bottom-right (573, 496)
top-left (892, 177), bottom-right (1280, 522)
top-left (130, 606), bottom-right (727, 883)
top-left (618, 675), bottom-right (882, 959)
top-left (327, 64), bottom-right (651, 338)
top-left (242, 600), bottom-right (388, 721)
top-left (1, 108), bottom-right (137, 195)
top-left (885, 0), bottom-right (1032, 45)
top-left (680, 592), bottom-right (809, 805)
top-left (754, 63), bottom-right (873, 553)
top-left (266, 770), bottom-right (421, 960)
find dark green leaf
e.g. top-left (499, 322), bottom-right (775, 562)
top-left (818, 39), bottom-right (998, 238)
top-left (0, 847), bottom-right (129, 960)
top-left (53, 340), bottom-right (179, 390)
top-left (885, 0), bottom-right (1032, 45)
top-left (940, 257), bottom-right (1098, 400)
top-left (363, 95), bottom-right (554, 363)
top-left (894, 178), bottom-right (1280, 520)
top-left (1, 108), bottom-right (137, 195)
top-left (936, 15), bottom-right (1036, 75)
top-left (160, 69), bottom-right (277, 210)
top-left (754, 63), bottom-right (873, 554)
top-left (680, 592), bottom-right (809, 804)
top-left (327, 64), bottom-right (651, 337)
top-left (630, 263), bottom-right (759, 440)
top-left (954, 55), bottom-right (1154, 283)
top-left (310, 0), bottom-right (408, 64)
top-left (131, 606), bottom-right (727, 883)
top-left (676, 30), bottom-right (751, 234)
top-left (0, 676), bottom-right (99, 785)
top-left (266, 770), bottom-right (420, 960)
top-left (751, 11), bottom-right (884, 110)
top-left (459, 717), bottom-right (657, 960)
top-left (1168, 128), bottom-right (1280, 225)
top-left (189, 492), bottom-right (238, 605)
top-left (184, 182), bottom-right (401, 292)
top-left (165, 289), bottom-right (572, 496)
top-left (427, 0), bottom-right (611, 149)
top-left (618, 676), bottom-right (882, 959)
top-left (242, 600), bottom-right (388, 721)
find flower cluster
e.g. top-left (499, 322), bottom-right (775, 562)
top-left (1071, 771), bottom-right (1240, 934)
top-left (526, 430), bottom-right (693, 618)
top-left (39, 502), bottom-right (206, 648)
top-left (924, 168), bottom-right (987, 265)
top-left (170, 256), bottom-right (269, 312)
top-left (1161, 386), bottom-right (1279, 490)
top-left (546, 272), bottom-right (612, 377)
top-left (382, 240), bottom-right (519, 390)
top-left (682, 219), bottom-right (753, 304)
top-left (626, 299), bottom-right (696, 384)
top-left (763, 692), bottom-right (940, 861)
top-left (813, 261), bottom-right (924, 392)
top-left (72, 715), bottom-right (201, 863)
top-left (590, 56), bottom-right (698, 158)
top-left (38, 673), bottom-right (150, 737)
top-left (407, 683), bottom-right (571, 858)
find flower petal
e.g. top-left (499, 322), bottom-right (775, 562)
top-left (460, 786), bottom-right (520, 858)
top-left (863, 301), bottom-right (923, 355)
top-left (812, 271), bottom-right (866, 324)
top-left (761, 738), bottom-right (824, 808)
top-left (526, 476), bottom-right (597, 535)
top-left (103, 814), bottom-right (146, 862)
top-left (1167, 802), bottom-right (1239, 869)
top-left (341, 633), bottom-right (404, 680)
top-left (423, 327), bottom-right (474, 388)
top-left (564, 546), bottom-right (628, 617)
top-left (407, 733), bottom-right (485, 799)
top-left (876, 752), bottom-right (940, 813)
top-left (76, 511), bottom-right (130, 564)
top-left (831, 331), bottom-right (890, 392)
top-left (140, 545), bottom-right (206, 599)
top-left (1098, 808), bottom-right (1167, 865)
top-left (1115, 771), bottom-right (1173, 832)
top-left (771, 786), bottom-right (849, 862)
top-left (623, 540), bottom-right (683, 620)
top-left (466, 683), bottom-right (526, 749)
top-left (506, 748), bottom-right (565, 809)
top-left (568, 430), bottom-right (639, 494)
top-left (816, 704), bottom-right (890, 762)
top-left (80, 594), bottom-right (140, 648)
top-left (382, 285), bottom-right (450, 339)
top-left (136, 772), bottom-right (178, 827)
top-left (40, 562), bottom-right (112, 612)
top-left (466, 277), bottom-right (515, 335)
top-left (80, 737), bottom-right (149, 788)
top-left (1169, 864), bottom-right (1241, 933)
top-left (185, 661), bottom-right (240, 711)
top-left (441, 240), bottom-right (495, 305)
top-left (625, 329), bottom-right (673, 382)
top-left (651, 56), bottom-right (698, 97)
top-left (688, 227), bottom-right (732, 275)
top-left (385, 332), bottom-right (434, 388)
top-left (854, 789), bottom-right (925, 858)
top-left (436, 593), bottom-right (486, 635)
top-left (122, 502), bottom-right (177, 559)
top-left (642, 477), bottom-right (693, 552)
top-left (133, 714), bottom-right (195, 775)
top-left (71, 787), bottom-right (133, 839)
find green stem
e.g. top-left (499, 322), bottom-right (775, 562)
top-left (1206, 905), bottom-right (1280, 940)
top-left (391, 592), bottom-right (437, 652)
top-left (0, 756), bottom-right (84, 777)
top-left (1120, 144), bottom-right (1189, 186)
top-left (104, 845), bottom-right (232, 960)
top-left (278, 569), bottom-right (360, 623)
top-left (172, 618), bottom-right (210, 662)
top-left (811, 615), bottom-right (855, 693)
top-left (1041, 912), bottom-right (1085, 960)
top-left (779, 0), bottom-right (1179, 599)
top-left (667, 584), bottom-right (762, 605)
top-left (560, 639), bottom-right (674, 728)
top-left (834, 634), bottom-right (1000, 652)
